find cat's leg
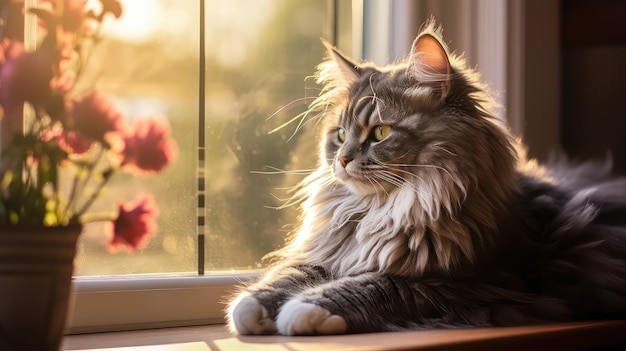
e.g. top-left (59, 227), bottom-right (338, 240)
top-left (227, 265), bottom-right (329, 335)
top-left (276, 296), bottom-right (348, 335)
top-left (275, 273), bottom-right (566, 335)
top-left (275, 273), bottom-right (400, 335)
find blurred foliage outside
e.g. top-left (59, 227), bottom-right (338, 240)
top-left (73, 0), bottom-right (344, 275)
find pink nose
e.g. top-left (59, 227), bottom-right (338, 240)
top-left (339, 157), bottom-right (353, 168)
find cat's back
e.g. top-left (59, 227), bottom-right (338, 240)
top-left (502, 158), bottom-right (626, 318)
top-left (518, 157), bottom-right (626, 234)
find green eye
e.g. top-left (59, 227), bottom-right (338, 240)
top-left (337, 128), bottom-right (347, 143)
top-left (372, 125), bottom-right (391, 142)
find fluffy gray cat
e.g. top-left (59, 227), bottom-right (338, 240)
top-left (227, 23), bottom-right (626, 335)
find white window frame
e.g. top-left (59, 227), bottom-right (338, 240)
top-left (68, 274), bottom-right (257, 333)
top-left (67, 0), bottom-right (561, 334)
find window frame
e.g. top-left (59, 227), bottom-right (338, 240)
top-left (68, 274), bottom-right (257, 334)
top-left (66, 0), bottom-right (560, 334)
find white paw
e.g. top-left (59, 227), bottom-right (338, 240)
top-left (227, 292), bottom-right (277, 335)
top-left (276, 299), bottom-right (347, 336)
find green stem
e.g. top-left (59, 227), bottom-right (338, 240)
top-left (60, 169), bottom-right (79, 224)
top-left (62, 146), bottom-right (104, 223)
top-left (75, 167), bottom-right (114, 217)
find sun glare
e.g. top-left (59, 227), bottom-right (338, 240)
top-left (98, 0), bottom-right (164, 43)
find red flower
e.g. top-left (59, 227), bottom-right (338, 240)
top-left (122, 116), bottom-right (178, 174)
top-left (63, 131), bottom-right (93, 154)
top-left (0, 40), bottom-right (54, 114)
top-left (107, 193), bottom-right (159, 252)
top-left (69, 92), bottom-right (126, 144)
top-left (42, 128), bottom-right (93, 154)
top-left (51, 69), bottom-right (76, 96)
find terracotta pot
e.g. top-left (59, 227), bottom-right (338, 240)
top-left (0, 225), bottom-right (81, 351)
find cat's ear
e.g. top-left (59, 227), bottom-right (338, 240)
top-left (321, 39), bottom-right (361, 86)
top-left (409, 31), bottom-right (452, 99)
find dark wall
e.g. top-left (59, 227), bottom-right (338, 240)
top-left (561, 0), bottom-right (626, 174)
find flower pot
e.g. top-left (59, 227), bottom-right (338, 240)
top-left (0, 225), bottom-right (81, 351)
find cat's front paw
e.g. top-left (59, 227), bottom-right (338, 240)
top-left (228, 292), bottom-right (277, 335)
top-left (276, 299), bottom-right (347, 336)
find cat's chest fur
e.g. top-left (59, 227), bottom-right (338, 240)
top-left (293, 178), bottom-right (478, 278)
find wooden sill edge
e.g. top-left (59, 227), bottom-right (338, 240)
top-left (63, 320), bottom-right (626, 351)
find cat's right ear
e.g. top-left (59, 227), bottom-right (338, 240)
top-left (409, 30), bottom-right (452, 100)
top-left (321, 39), bottom-right (361, 86)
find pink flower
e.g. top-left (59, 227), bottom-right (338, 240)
top-left (107, 193), bottom-right (159, 252)
top-left (0, 40), bottom-right (54, 114)
top-left (42, 128), bottom-right (93, 154)
top-left (69, 92), bottom-right (126, 144)
top-left (122, 116), bottom-right (178, 174)
top-left (64, 131), bottom-right (93, 154)
top-left (51, 68), bottom-right (77, 95)
top-left (0, 39), bottom-right (23, 65)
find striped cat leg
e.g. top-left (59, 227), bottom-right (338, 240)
top-left (228, 265), bottom-right (329, 335)
top-left (276, 273), bottom-right (407, 335)
top-left (275, 273), bottom-right (562, 335)
top-left (274, 273), bottom-right (472, 335)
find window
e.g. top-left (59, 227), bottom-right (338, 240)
top-left (68, 0), bottom-right (352, 332)
top-left (66, 0), bottom-right (540, 333)
top-left (72, 0), bottom-right (340, 276)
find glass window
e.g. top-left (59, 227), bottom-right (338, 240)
top-left (73, 0), bottom-right (348, 276)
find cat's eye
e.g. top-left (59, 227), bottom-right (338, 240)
top-left (337, 128), bottom-right (347, 143)
top-left (372, 125), bottom-right (392, 142)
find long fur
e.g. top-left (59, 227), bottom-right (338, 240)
top-left (227, 21), bottom-right (626, 335)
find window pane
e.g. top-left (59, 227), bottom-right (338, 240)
top-left (73, 0), bottom-right (348, 276)
top-left (201, 0), bottom-right (331, 271)
top-left (74, 0), bottom-right (199, 275)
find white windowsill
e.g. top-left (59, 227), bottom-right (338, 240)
top-left (68, 273), bottom-right (259, 334)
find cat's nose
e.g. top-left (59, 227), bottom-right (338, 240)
top-left (339, 157), bottom-right (353, 168)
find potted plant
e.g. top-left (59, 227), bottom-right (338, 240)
top-left (0, 1), bottom-right (178, 350)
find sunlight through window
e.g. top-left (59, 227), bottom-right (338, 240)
top-left (72, 0), bottom-right (346, 276)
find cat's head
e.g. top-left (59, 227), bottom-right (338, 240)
top-left (314, 23), bottom-right (517, 221)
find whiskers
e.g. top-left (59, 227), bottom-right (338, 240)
top-left (366, 161), bottom-right (447, 190)
top-left (386, 162), bottom-right (456, 183)
top-left (360, 160), bottom-right (467, 213)
top-left (251, 165), bottom-right (319, 176)
top-left (265, 80), bottom-right (338, 142)
top-left (256, 165), bottom-right (337, 210)
top-left (266, 98), bottom-right (328, 142)
top-left (365, 165), bottom-right (424, 203)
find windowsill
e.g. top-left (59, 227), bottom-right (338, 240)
top-left (62, 320), bottom-right (626, 351)
top-left (68, 274), bottom-right (260, 333)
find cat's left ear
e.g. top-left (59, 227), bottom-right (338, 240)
top-left (322, 39), bottom-right (361, 86)
top-left (409, 32), bottom-right (452, 99)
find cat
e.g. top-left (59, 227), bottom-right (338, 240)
top-left (226, 21), bottom-right (626, 335)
